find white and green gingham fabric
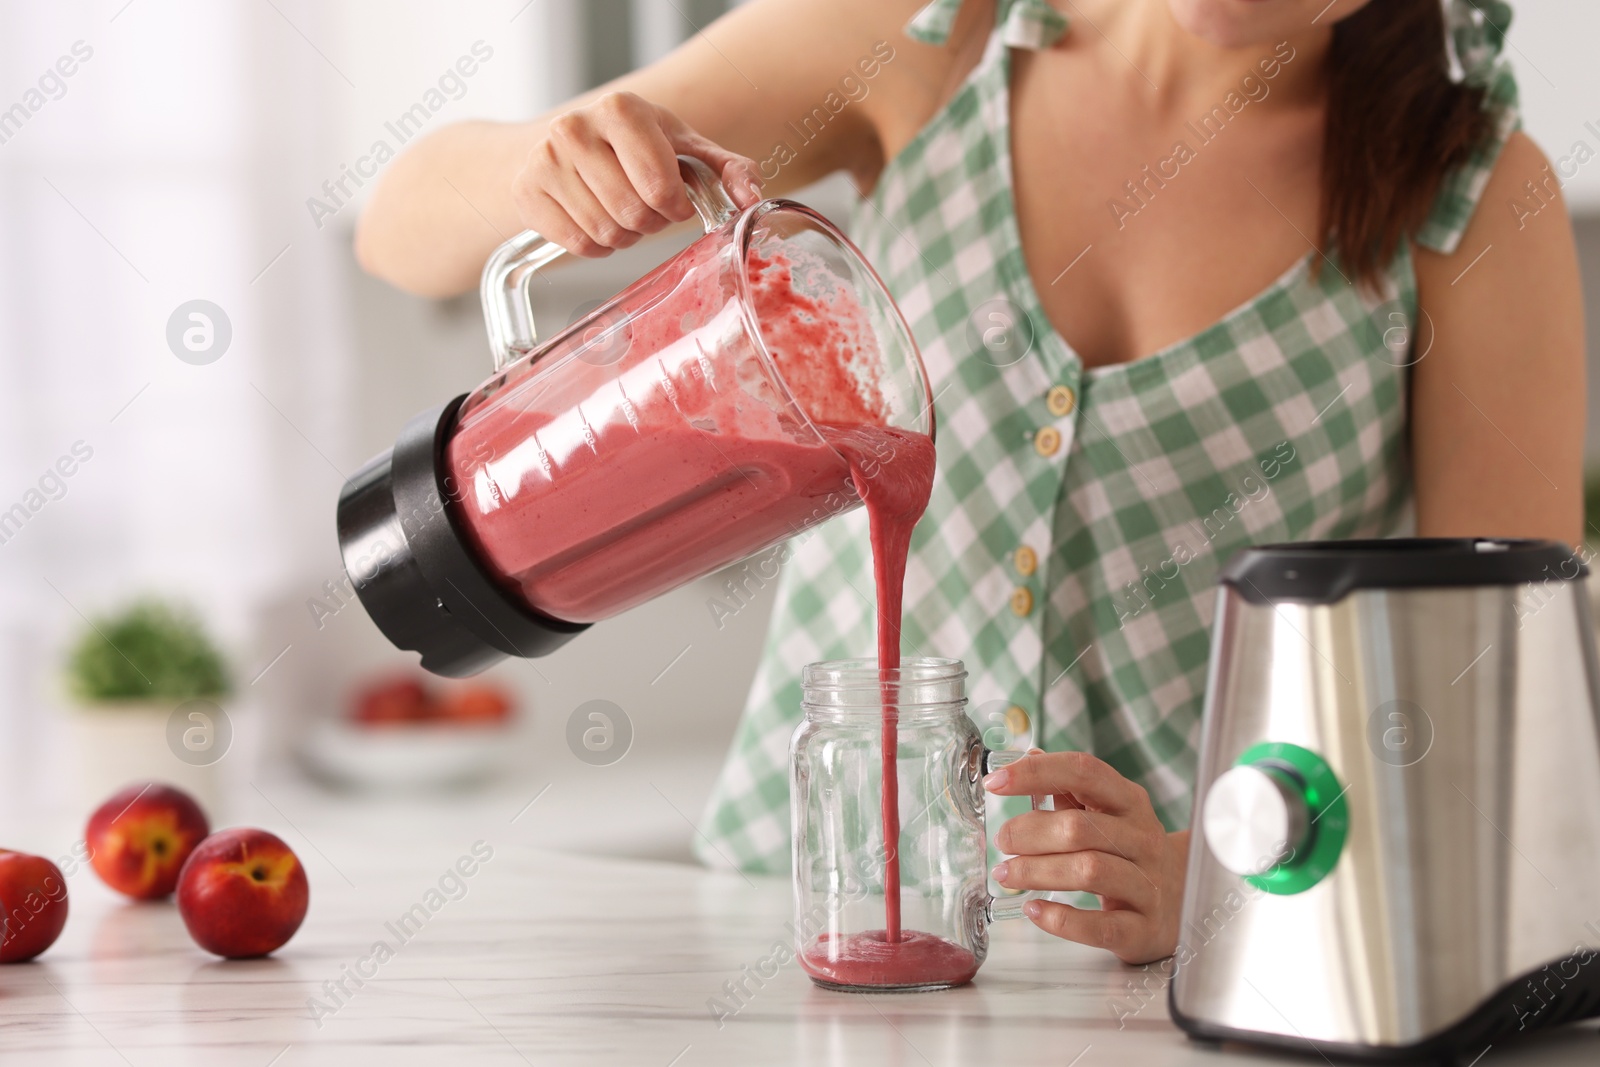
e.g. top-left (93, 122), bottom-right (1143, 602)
top-left (694, 0), bottom-right (1520, 873)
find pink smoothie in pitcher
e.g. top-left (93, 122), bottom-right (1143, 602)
top-left (446, 238), bottom-right (896, 624)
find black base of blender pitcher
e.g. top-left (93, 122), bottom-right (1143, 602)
top-left (335, 395), bottom-right (589, 677)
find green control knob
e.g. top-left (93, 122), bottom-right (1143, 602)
top-left (1200, 742), bottom-right (1348, 896)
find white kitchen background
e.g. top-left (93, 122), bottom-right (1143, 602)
top-left (0, 1), bottom-right (1595, 849)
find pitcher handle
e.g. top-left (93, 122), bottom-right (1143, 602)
top-left (981, 748), bottom-right (1049, 923)
top-left (479, 156), bottom-right (742, 371)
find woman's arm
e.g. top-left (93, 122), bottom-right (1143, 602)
top-left (354, 0), bottom-right (952, 298)
top-left (1411, 132), bottom-right (1588, 546)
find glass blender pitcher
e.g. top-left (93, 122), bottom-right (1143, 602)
top-left (337, 159), bottom-right (933, 676)
top-left (791, 658), bottom-right (1044, 992)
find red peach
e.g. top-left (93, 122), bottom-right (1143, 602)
top-left (0, 851), bottom-right (69, 962)
top-left (177, 828), bottom-right (308, 959)
top-left (86, 783), bottom-right (210, 900)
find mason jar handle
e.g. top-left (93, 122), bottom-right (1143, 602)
top-left (982, 748), bottom-right (1049, 923)
top-left (479, 155), bottom-right (741, 372)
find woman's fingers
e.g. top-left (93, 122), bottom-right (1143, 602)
top-left (513, 185), bottom-right (605, 259)
top-left (1002, 825), bottom-right (1193, 966)
top-left (984, 750), bottom-right (1149, 816)
top-left (1051, 790), bottom-right (1084, 812)
top-left (515, 91), bottom-right (762, 256)
top-left (996, 806), bottom-right (1154, 864)
top-left (572, 142), bottom-right (675, 239)
top-left (586, 93), bottom-right (698, 224)
top-left (992, 850), bottom-right (1156, 910)
top-left (544, 157), bottom-right (642, 255)
top-left (1022, 900), bottom-right (1157, 964)
top-left (663, 115), bottom-right (763, 206)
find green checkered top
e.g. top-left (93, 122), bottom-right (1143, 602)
top-left (694, 0), bottom-right (1521, 873)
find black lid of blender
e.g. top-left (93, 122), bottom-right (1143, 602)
top-left (1220, 538), bottom-right (1586, 605)
top-left (335, 397), bottom-right (588, 677)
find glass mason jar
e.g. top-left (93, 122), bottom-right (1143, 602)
top-left (790, 658), bottom-right (1040, 992)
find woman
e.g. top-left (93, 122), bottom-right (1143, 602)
top-left (357, 0), bottom-right (1584, 966)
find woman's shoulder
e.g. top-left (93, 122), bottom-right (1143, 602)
top-left (853, 0), bottom-right (1001, 173)
top-left (1408, 124), bottom-right (1586, 547)
top-left (1413, 130), bottom-right (1571, 291)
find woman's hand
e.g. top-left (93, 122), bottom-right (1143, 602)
top-left (512, 91), bottom-right (765, 258)
top-left (356, 0), bottom-right (936, 296)
top-left (984, 750), bottom-right (1188, 966)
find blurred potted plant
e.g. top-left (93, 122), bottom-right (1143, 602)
top-left (63, 600), bottom-right (232, 814)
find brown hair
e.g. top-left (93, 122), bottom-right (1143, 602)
top-left (1321, 0), bottom-right (1495, 286)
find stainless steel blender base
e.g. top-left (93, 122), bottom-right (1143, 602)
top-left (1172, 949), bottom-right (1600, 1062)
top-left (1171, 541), bottom-right (1600, 1061)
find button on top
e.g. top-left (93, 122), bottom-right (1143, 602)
top-left (1047, 384), bottom-right (1077, 417)
top-left (1010, 586), bottom-right (1034, 616)
top-left (1033, 426), bottom-right (1062, 458)
top-left (1013, 545), bottom-right (1038, 577)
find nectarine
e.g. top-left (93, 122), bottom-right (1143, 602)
top-left (86, 782), bottom-right (210, 900)
top-left (177, 827), bottom-right (308, 958)
top-left (0, 851), bottom-right (69, 962)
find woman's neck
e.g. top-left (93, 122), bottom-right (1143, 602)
top-left (1064, 0), bottom-right (1333, 113)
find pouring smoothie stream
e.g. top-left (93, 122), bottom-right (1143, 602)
top-left (795, 426), bottom-right (983, 989)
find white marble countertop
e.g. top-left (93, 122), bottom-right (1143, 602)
top-left (5, 770), bottom-right (1599, 1067)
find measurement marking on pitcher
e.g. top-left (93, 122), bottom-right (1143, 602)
top-left (532, 432), bottom-right (553, 479)
top-left (656, 359), bottom-right (682, 412)
top-left (619, 390), bottom-right (641, 433)
top-left (694, 337), bottom-right (718, 392)
top-left (578, 405), bottom-right (599, 456)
